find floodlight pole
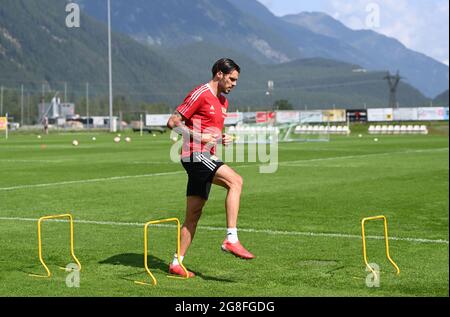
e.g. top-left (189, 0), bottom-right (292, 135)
top-left (86, 82), bottom-right (89, 129)
top-left (5, 113), bottom-right (8, 140)
top-left (107, 0), bottom-right (114, 132)
top-left (20, 84), bottom-right (24, 127)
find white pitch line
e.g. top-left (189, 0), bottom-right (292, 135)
top-left (0, 159), bottom-right (66, 164)
top-left (0, 148), bottom-right (447, 192)
top-left (0, 216), bottom-right (447, 245)
top-left (0, 171), bottom-right (184, 192)
top-left (279, 148), bottom-right (449, 166)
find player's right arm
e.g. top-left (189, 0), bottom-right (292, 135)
top-left (166, 110), bottom-right (185, 131)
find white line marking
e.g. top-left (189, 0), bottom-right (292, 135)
top-left (279, 148), bottom-right (448, 166)
top-left (0, 159), bottom-right (66, 163)
top-left (0, 171), bottom-right (184, 191)
top-left (0, 148), bottom-right (447, 192)
top-left (0, 216), bottom-right (447, 245)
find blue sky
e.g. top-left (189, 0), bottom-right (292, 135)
top-left (257, 0), bottom-right (449, 65)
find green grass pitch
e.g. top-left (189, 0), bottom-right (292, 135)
top-left (0, 127), bottom-right (448, 297)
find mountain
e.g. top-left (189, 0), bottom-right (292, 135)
top-left (76, 0), bottom-right (298, 64)
top-left (163, 43), bottom-right (429, 110)
top-left (226, 0), bottom-right (369, 66)
top-left (433, 90), bottom-right (449, 106)
top-left (282, 12), bottom-right (449, 98)
top-left (77, 0), bottom-right (368, 66)
top-left (0, 0), bottom-right (431, 115)
top-left (78, 0), bottom-right (448, 98)
top-left (0, 0), bottom-right (191, 99)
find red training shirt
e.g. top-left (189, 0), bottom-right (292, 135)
top-left (176, 83), bottom-right (228, 158)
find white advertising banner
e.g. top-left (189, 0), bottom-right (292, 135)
top-left (145, 114), bottom-right (171, 126)
top-left (224, 112), bottom-right (243, 125)
top-left (417, 107), bottom-right (446, 121)
top-left (368, 108), bottom-right (394, 122)
top-left (393, 108), bottom-right (418, 121)
top-left (92, 117), bottom-right (106, 126)
top-left (299, 111), bottom-right (323, 123)
top-left (276, 111), bottom-right (300, 124)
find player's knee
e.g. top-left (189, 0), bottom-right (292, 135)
top-left (231, 174), bottom-right (243, 191)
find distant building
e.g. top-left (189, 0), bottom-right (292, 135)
top-left (65, 116), bottom-right (119, 129)
top-left (38, 97), bottom-right (75, 122)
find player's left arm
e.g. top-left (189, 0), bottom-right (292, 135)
top-left (221, 100), bottom-right (233, 146)
top-left (222, 133), bottom-right (233, 146)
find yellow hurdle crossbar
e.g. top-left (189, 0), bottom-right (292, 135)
top-left (361, 215), bottom-right (400, 278)
top-left (134, 217), bottom-right (190, 286)
top-left (29, 214), bottom-right (81, 278)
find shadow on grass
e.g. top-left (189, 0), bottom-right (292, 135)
top-left (19, 266), bottom-right (43, 276)
top-left (99, 253), bottom-right (166, 270)
top-left (99, 253), bottom-right (235, 283)
top-left (19, 264), bottom-right (67, 277)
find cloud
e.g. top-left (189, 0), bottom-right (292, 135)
top-left (324, 0), bottom-right (449, 64)
top-left (256, 0), bottom-right (449, 65)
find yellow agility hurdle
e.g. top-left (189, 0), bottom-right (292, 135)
top-left (135, 217), bottom-right (190, 286)
top-left (361, 215), bottom-right (400, 279)
top-left (29, 214), bottom-right (81, 278)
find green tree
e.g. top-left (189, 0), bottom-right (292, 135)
top-left (274, 99), bottom-right (294, 110)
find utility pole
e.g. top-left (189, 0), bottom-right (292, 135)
top-left (86, 82), bottom-right (89, 129)
top-left (64, 82), bottom-right (67, 103)
top-left (107, 0), bottom-right (114, 132)
top-left (20, 85), bottom-right (24, 127)
top-left (384, 71), bottom-right (402, 108)
top-left (267, 80), bottom-right (274, 111)
top-left (27, 92), bottom-right (30, 125)
top-left (41, 83), bottom-right (45, 121)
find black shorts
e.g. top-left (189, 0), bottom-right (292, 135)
top-left (181, 152), bottom-right (224, 200)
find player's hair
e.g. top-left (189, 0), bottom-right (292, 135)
top-left (212, 58), bottom-right (241, 77)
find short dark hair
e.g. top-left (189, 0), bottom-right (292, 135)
top-left (212, 58), bottom-right (241, 77)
